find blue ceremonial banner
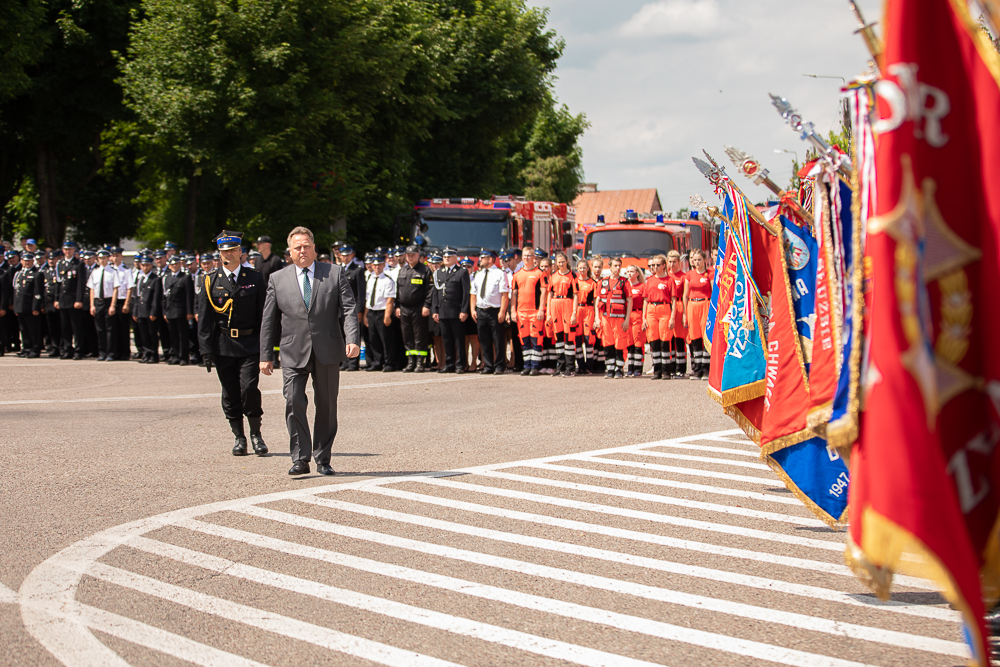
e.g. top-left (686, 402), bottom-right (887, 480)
top-left (714, 185), bottom-right (767, 404)
top-left (826, 177), bottom-right (862, 450)
top-left (704, 206), bottom-right (729, 355)
top-left (766, 436), bottom-right (849, 525)
top-left (781, 216), bottom-right (818, 373)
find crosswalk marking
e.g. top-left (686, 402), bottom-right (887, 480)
top-left (529, 462), bottom-right (806, 505)
top-left (395, 477), bottom-right (842, 550)
top-left (478, 469), bottom-right (826, 525)
top-left (18, 429), bottom-right (964, 667)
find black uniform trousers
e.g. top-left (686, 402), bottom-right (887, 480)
top-left (60, 308), bottom-right (85, 356)
top-left (475, 307), bottom-right (504, 372)
top-left (136, 317), bottom-right (156, 360)
top-left (188, 317), bottom-right (201, 362)
top-left (17, 313), bottom-right (41, 353)
top-left (167, 317), bottom-right (189, 361)
top-left (368, 310), bottom-right (397, 369)
top-left (3, 312), bottom-right (19, 351)
top-left (215, 353), bottom-right (263, 421)
top-left (45, 311), bottom-right (61, 352)
top-left (116, 310), bottom-right (132, 359)
top-left (92, 298), bottom-right (116, 357)
top-left (440, 317), bottom-right (466, 370)
top-left (158, 317), bottom-right (173, 358)
top-left (399, 304), bottom-right (429, 362)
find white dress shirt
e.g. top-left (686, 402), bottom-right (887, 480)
top-left (470, 266), bottom-right (510, 308)
top-left (296, 262), bottom-right (315, 303)
top-left (365, 272), bottom-right (395, 310)
top-left (87, 264), bottom-right (120, 299)
top-left (114, 263), bottom-right (134, 299)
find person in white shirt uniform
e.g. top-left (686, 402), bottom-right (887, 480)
top-left (87, 249), bottom-right (121, 360)
top-left (363, 252), bottom-right (397, 372)
top-left (470, 248), bottom-right (510, 374)
top-left (111, 247), bottom-right (135, 360)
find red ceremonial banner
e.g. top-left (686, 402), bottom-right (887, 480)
top-left (807, 182), bottom-right (841, 429)
top-left (846, 0), bottom-right (1000, 663)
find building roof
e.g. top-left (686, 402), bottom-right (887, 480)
top-left (571, 189), bottom-right (662, 230)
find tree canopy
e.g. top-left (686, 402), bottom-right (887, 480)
top-left (0, 0), bottom-right (586, 251)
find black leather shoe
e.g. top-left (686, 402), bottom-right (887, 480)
top-left (60, 354), bottom-right (71, 360)
top-left (529, 369), bottom-right (540, 376)
top-left (439, 366), bottom-right (455, 374)
top-left (402, 362), bottom-right (415, 373)
top-left (493, 366), bottom-right (506, 375)
top-left (478, 368), bottom-right (490, 374)
top-left (26, 351), bottom-right (40, 358)
top-left (179, 360), bottom-right (190, 366)
top-left (232, 436), bottom-right (248, 456)
top-left (288, 461), bottom-right (310, 475)
top-left (455, 366), bottom-right (465, 374)
top-left (316, 463), bottom-right (335, 476)
top-left (73, 354), bottom-right (84, 360)
top-left (383, 366), bottom-right (399, 372)
top-left (97, 355), bottom-right (107, 361)
top-left (365, 365), bottom-right (382, 372)
top-left (250, 433), bottom-right (268, 456)
top-left (520, 368), bottom-right (531, 376)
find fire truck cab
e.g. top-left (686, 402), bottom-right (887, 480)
top-left (583, 210), bottom-right (717, 272)
top-left (411, 196), bottom-right (575, 259)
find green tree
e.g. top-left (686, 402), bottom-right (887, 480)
top-left (120, 0), bottom-right (450, 250)
top-left (0, 0), bottom-right (140, 245)
top-left (503, 95), bottom-right (587, 203)
top-left (0, 0), bottom-right (47, 102)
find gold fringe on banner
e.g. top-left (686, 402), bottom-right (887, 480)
top-left (718, 379), bottom-right (766, 407)
top-left (845, 508), bottom-right (988, 666)
top-left (723, 403), bottom-right (761, 444)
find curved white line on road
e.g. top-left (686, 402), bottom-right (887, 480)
top-left (0, 582), bottom-right (17, 604)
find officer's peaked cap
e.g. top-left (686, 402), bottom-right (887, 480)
top-left (441, 246), bottom-right (457, 256)
top-left (214, 231), bottom-right (243, 250)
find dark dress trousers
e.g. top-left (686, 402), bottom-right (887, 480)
top-left (261, 262), bottom-right (360, 465)
top-left (197, 267), bottom-right (266, 423)
top-left (13, 266), bottom-right (44, 353)
top-left (395, 262), bottom-right (433, 364)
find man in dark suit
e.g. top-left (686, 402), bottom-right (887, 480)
top-left (12, 252), bottom-right (44, 357)
top-left (431, 246), bottom-right (470, 373)
top-left (260, 226), bottom-right (360, 476)
top-left (133, 253), bottom-right (162, 363)
top-left (161, 255), bottom-right (194, 365)
top-left (199, 231), bottom-right (268, 457)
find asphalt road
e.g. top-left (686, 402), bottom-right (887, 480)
top-left (0, 356), bottom-right (963, 667)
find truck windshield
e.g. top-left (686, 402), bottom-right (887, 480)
top-left (416, 219), bottom-right (508, 254)
top-left (585, 229), bottom-right (674, 258)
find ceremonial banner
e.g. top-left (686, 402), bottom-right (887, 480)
top-left (704, 211), bottom-right (729, 355)
top-left (779, 214), bottom-right (819, 370)
top-left (846, 0), bottom-right (1000, 662)
top-left (808, 177), bottom-right (841, 429)
top-left (707, 181), bottom-right (768, 406)
top-left (755, 214), bottom-right (849, 527)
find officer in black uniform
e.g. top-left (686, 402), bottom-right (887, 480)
top-left (161, 255), bottom-right (194, 365)
top-left (198, 231), bottom-right (268, 456)
top-left (254, 235), bottom-right (285, 283)
top-left (12, 251), bottom-right (44, 357)
top-left (340, 245), bottom-right (365, 371)
top-left (431, 246), bottom-right (471, 373)
top-left (395, 244), bottom-right (433, 372)
top-left (0, 249), bottom-right (20, 354)
top-left (56, 241), bottom-right (89, 361)
top-left (133, 253), bottom-right (162, 363)
top-left (41, 250), bottom-right (62, 356)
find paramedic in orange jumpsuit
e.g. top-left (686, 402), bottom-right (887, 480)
top-left (683, 249), bottom-right (713, 380)
top-left (667, 250), bottom-right (688, 378)
top-left (625, 264), bottom-right (646, 378)
top-left (511, 247), bottom-right (547, 375)
top-left (594, 257), bottom-right (631, 379)
top-left (572, 259), bottom-right (596, 375)
top-left (641, 254), bottom-right (672, 380)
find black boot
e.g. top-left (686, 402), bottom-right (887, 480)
top-left (230, 419), bottom-right (248, 456)
top-left (247, 417), bottom-right (268, 455)
top-left (402, 357), bottom-right (416, 373)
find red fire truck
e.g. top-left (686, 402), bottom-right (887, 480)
top-left (410, 196), bottom-right (575, 258)
top-left (582, 210), bottom-right (717, 271)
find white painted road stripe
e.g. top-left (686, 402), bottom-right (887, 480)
top-left (197, 513), bottom-right (964, 657)
top-left (144, 527), bottom-right (880, 667)
top-left (0, 376), bottom-right (479, 406)
top-left (645, 441), bottom-right (761, 456)
top-left (78, 605), bottom-right (271, 667)
top-left (0, 582), bottom-right (16, 604)
top-left (629, 449), bottom-right (772, 469)
top-left (185, 515), bottom-right (958, 624)
top-left (300, 492), bottom-right (937, 589)
top-left (126, 537), bottom-right (666, 667)
top-left (79, 561), bottom-right (465, 667)
top-left (528, 462), bottom-right (805, 506)
top-left (478, 470), bottom-right (826, 526)
top-left (575, 455), bottom-right (778, 484)
top-left (375, 479), bottom-right (844, 551)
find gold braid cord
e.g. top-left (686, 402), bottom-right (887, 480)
top-left (205, 274), bottom-right (234, 328)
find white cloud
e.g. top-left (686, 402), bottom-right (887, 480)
top-left (618, 0), bottom-right (724, 38)
top-left (535, 0), bottom-right (884, 211)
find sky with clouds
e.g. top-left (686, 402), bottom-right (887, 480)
top-left (532, 0), bottom-right (882, 212)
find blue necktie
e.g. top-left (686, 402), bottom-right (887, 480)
top-left (302, 267), bottom-right (311, 308)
